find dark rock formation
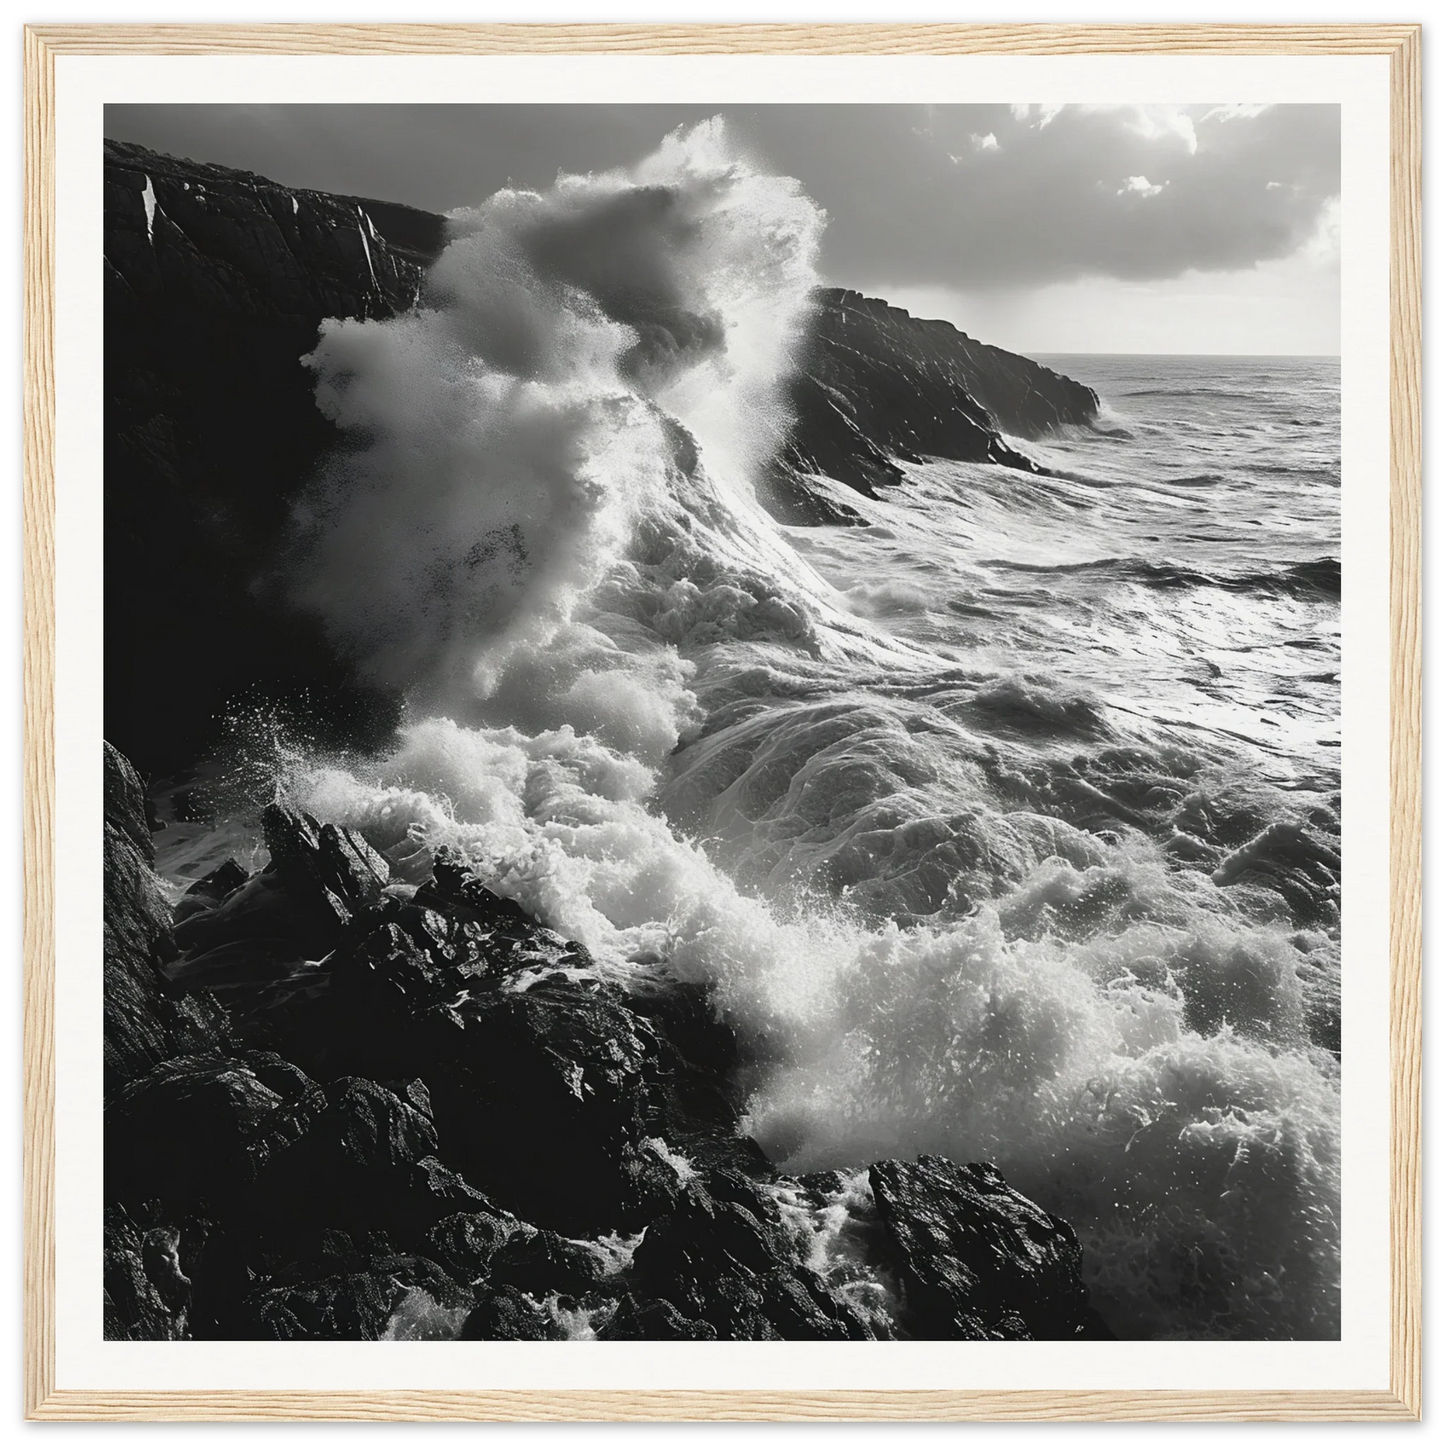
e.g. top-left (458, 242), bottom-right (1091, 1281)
top-left (426, 1208), bottom-right (517, 1284)
top-left (104, 139), bottom-right (435, 775)
top-left (628, 1170), bottom-right (881, 1341)
top-left (459, 1286), bottom-right (562, 1341)
top-left (236, 1232), bottom-right (468, 1341)
top-left (242, 1076), bottom-right (469, 1245)
top-left (597, 1295), bottom-right (718, 1341)
top-left (825, 290), bottom-right (1098, 442)
top-left (104, 140), bottom-right (1099, 779)
top-left (105, 1050), bottom-right (327, 1213)
top-left (104, 1205), bottom-right (192, 1341)
top-left (768, 289), bottom-right (1098, 513)
top-left (489, 1230), bottom-right (610, 1298)
top-left (168, 803), bottom-right (391, 1001)
top-left (104, 742), bottom-right (230, 1097)
top-left (300, 889), bottom-right (664, 1233)
top-left (869, 1156), bottom-right (1096, 1340)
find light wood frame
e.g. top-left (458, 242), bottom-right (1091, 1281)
top-left (22, 22), bottom-right (1421, 1422)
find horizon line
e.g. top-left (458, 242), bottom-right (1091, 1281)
top-left (1023, 349), bottom-right (1341, 359)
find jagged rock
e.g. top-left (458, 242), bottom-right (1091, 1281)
top-left (242, 1277), bottom-right (398, 1340)
top-left (409, 1156), bottom-right (499, 1216)
top-left (172, 869), bottom-right (304, 955)
top-left (332, 917), bottom-right (456, 1016)
top-left (245, 1075), bottom-right (442, 1208)
top-left (628, 1169), bottom-right (876, 1340)
top-left (752, 464), bottom-right (866, 527)
top-left (335, 894), bottom-right (567, 996)
top-left (103, 743), bottom-right (230, 1096)
top-left (144, 1224), bottom-right (193, 1313)
top-left (243, 1076), bottom-right (486, 1249)
top-left (105, 140), bottom-right (436, 325)
top-left (329, 1077), bottom-right (438, 1168)
top-left (426, 1208), bottom-right (517, 1283)
top-left (106, 1050), bottom-right (325, 1211)
top-left (420, 854), bottom-right (532, 926)
top-left (597, 1295), bottom-right (718, 1341)
top-left (868, 1155), bottom-right (1092, 1339)
top-left (262, 802), bottom-right (390, 924)
top-left (459, 1285), bottom-right (562, 1341)
top-left (776, 289), bottom-right (1098, 502)
top-left (189, 857), bottom-right (251, 899)
top-left (616, 1137), bottom-right (693, 1221)
top-left (628, 981), bottom-right (748, 1143)
top-left (163, 938), bottom-right (328, 995)
top-left (667, 1132), bottom-right (777, 1181)
top-left (277, 878), bottom-right (573, 1061)
top-left (168, 806), bottom-right (390, 993)
top-left (173, 858), bottom-right (250, 926)
top-left (488, 1230), bottom-right (610, 1298)
top-left (422, 980), bottom-right (660, 1233)
top-left (413, 854), bottom-right (595, 975)
top-left (319, 926), bottom-right (661, 1232)
top-left (103, 741), bottom-right (1110, 1342)
top-left (236, 1230), bottom-right (465, 1341)
top-left (104, 742), bottom-right (158, 860)
top-left (104, 1205), bottom-right (192, 1340)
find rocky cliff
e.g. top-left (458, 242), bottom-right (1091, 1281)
top-left (103, 139), bottom-right (1098, 775)
top-left (766, 290), bottom-right (1098, 521)
top-left (105, 140), bottom-right (440, 776)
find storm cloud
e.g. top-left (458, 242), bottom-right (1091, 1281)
top-left (106, 102), bottom-right (1339, 293)
top-left (752, 103), bottom-right (1339, 287)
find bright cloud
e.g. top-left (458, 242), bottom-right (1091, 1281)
top-left (1010, 103), bottom-right (1064, 129)
top-left (1201, 103), bottom-right (1274, 123)
top-left (1119, 175), bottom-right (1166, 198)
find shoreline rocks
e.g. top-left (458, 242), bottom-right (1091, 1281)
top-left (104, 743), bottom-right (232, 1097)
top-left (766, 289), bottom-right (1098, 516)
top-left (103, 741), bottom-right (1110, 1343)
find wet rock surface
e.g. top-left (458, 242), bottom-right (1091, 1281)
top-left (769, 288), bottom-right (1098, 506)
top-left (236, 1233), bottom-right (470, 1341)
top-left (628, 1170), bottom-right (880, 1341)
top-left (104, 743), bottom-right (231, 1096)
top-left (104, 1206), bottom-right (193, 1341)
top-left (103, 741), bottom-right (1105, 1342)
top-left (869, 1156), bottom-right (1099, 1340)
top-left (459, 1286), bottom-right (563, 1342)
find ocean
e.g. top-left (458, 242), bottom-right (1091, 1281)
top-left (152, 127), bottom-right (1341, 1341)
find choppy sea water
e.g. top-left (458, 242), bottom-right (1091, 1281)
top-left (797, 353), bottom-right (1341, 785)
top-left (153, 126), bottom-right (1342, 1341)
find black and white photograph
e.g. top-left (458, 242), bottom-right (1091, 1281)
top-left (100, 101), bottom-right (1343, 1346)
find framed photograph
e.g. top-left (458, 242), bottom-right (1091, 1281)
top-left (23, 22), bottom-right (1421, 1422)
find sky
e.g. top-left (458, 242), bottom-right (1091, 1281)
top-left (105, 103), bottom-right (1340, 356)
